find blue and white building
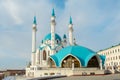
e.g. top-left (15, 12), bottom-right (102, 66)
top-left (26, 9), bottom-right (105, 77)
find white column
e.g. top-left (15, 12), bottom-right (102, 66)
top-left (100, 59), bottom-right (103, 70)
top-left (40, 50), bottom-right (42, 67)
top-left (72, 60), bottom-right (74, 70)
top-left (31, 53), bottom-right (35, 66)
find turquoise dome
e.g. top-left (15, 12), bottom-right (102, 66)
top-left (50, 46), bottom-right (102, 67)
top-left (43, 33), bottom-right (61, 42)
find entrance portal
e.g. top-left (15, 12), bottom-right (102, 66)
top-left (61, 55), bottom-right (80, 68)
top-left (87, 56), bottom-right (99, 67)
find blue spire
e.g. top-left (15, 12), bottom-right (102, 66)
top-left (69, 16), bottom-right (72, 24)
top-left (63, 34), bottom-right (67, 39)
top-left (52, 8), bottom-right (55, 16)
top-left (33, 16), bottom-right (37, 25)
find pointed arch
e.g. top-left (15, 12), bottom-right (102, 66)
top-left (60, 54), bottom-right (81, 68)
top-left (48, 57), bottom-right (56, 68)
top-left (87, 56), bottom-right (99, 67)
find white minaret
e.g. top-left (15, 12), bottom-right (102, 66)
top-left (31, 16), bottom-right (37, 66)
top-left (69, 16), bottom-right (74, 45)
top-left (51, 9), bottom-right (56, 54)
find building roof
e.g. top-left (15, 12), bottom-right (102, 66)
top-left (50, 45), bottom-right (98, 67)
top-left (43, 33), bottom-right (61, 42)
top-left (97, 43), bottom-right (120, 52)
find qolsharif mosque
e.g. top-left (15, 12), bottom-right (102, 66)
top-left (26, 9), bottom-right (105, 77)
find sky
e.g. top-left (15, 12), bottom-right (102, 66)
top-left (0, 0), bottom-right (120, 69)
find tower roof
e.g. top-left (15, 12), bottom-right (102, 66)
top-left (33, 16), bottom-right (37, 25)
top-left (52, 8), bottom-right (55, 16)
top-left (69, 16), bottom-right (73, 24)
top-left (63, 34), bottom-right (67, 38)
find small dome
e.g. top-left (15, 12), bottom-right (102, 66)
top-left (63, 34), bottom-right (67, 39)
top-left (43, 33), bottom-right (61, 42)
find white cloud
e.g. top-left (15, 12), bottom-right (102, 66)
top-left (2, 0), bottom-right (22, 24)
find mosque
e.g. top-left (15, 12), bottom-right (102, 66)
top-left (26, 9), bottom-right (105, 77)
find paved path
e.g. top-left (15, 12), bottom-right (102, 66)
top-left (51, 74), bottom-right (120, 80)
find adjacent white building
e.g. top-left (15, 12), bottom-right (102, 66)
top-left (97, 44), bottom-right (120, 70)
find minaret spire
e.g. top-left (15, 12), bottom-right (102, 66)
top-left (69, 16), bottom-right (72, 24)
top-left (33, 16), bottom-right (37, 25)
top-left (52, 8), bottom-right (55, 16)
top-left (68, 16), bottom-right (74, 45)
top-left (51, 8), bottom-right (56, 54)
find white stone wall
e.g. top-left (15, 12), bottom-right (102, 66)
top-left (26, 68), bottom-right (104, 77)
top-left (97, 45), bottom-right (120, 70)
top-left (35, 49), bottom-right (40, 65)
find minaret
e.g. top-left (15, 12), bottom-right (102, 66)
top-left (51, 9), bottom-right (56, 54)
top-left (31, 16), bottom-right (37, 66)
top-left (69, 16), bottom-right (74, 45)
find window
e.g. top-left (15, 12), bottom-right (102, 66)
top-left (113, 50), bottom-right (114, 53)
top-left (43, 50), bottom-right (47, 60)
top-left (56, 39), bottom-right (59, 44)
top-left (118, 49), bottom-right (120, 52)
top-left (108, 52), bottom-right (109, 55)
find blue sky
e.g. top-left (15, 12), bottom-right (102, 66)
top-left (0, 0), bottom-right (120, 69)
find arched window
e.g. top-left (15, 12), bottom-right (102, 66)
top-left (43, 50), bottom-right (47, 60)
top-left (87, 56), bottom-right (99, 67)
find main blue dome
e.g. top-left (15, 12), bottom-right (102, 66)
top-left (43, 33), bottom-right (61, 42)
top-left (50, 45), bottom-right (104, 67)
